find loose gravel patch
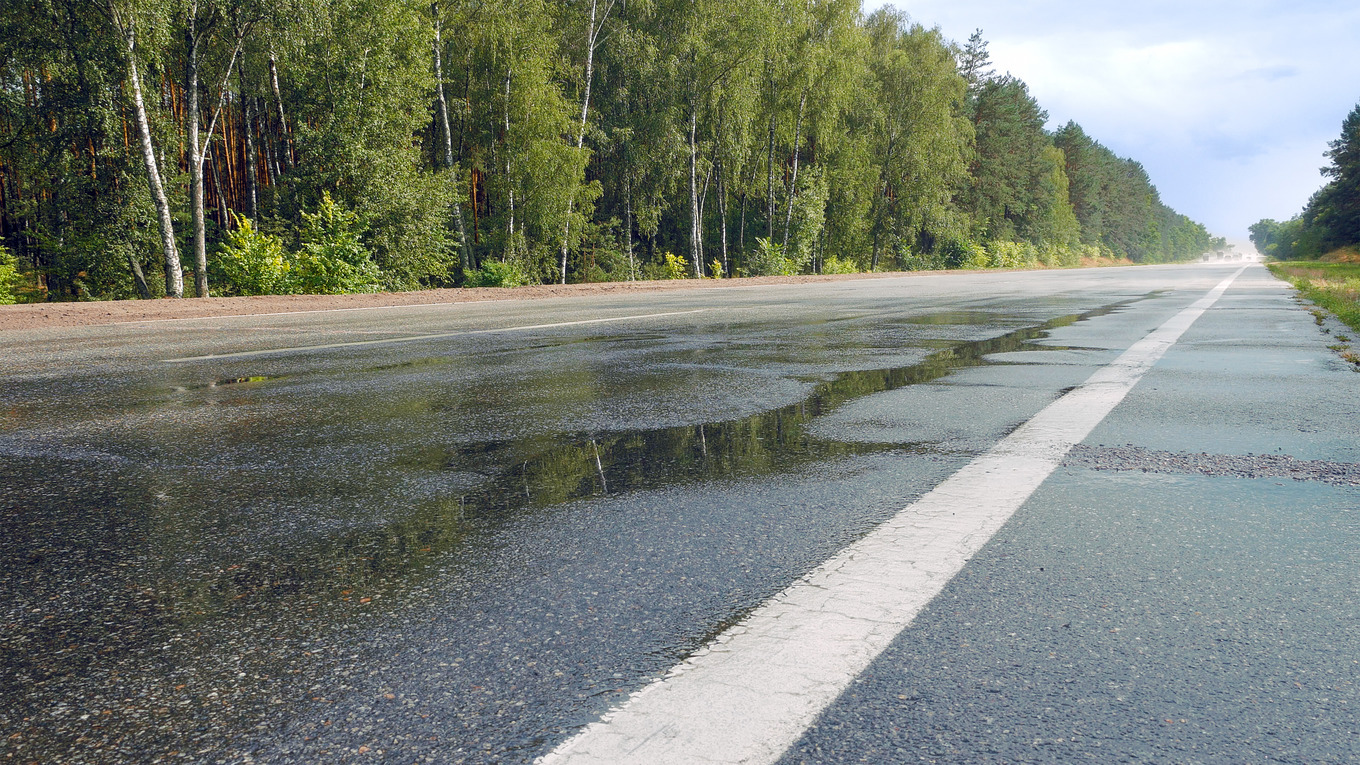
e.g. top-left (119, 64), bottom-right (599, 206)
top-left (1065, 444), bottom-right (1360, 486)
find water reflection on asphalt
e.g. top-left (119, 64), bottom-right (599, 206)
top-left (0, 300), bottom-right (1126, 763)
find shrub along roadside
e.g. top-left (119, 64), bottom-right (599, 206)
top-left (0, 246), bottom-right (22, 304)
top-left (209, 193), bottom-right (382, 296)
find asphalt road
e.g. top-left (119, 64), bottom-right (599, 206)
top-left (2, 263), bottom-right (1357, 763)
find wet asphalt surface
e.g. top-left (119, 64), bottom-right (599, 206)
top-left (3, 264), bottom-right (1357, 763)
top-left (782, 266), bottom-right (1360, 764)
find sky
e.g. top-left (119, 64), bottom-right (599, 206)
top-left (862, 0), bottom-right (1360, 248)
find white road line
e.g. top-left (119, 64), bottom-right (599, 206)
top-left (121, 299), bottom-right (477, 325)
top-left (161, 309), bottom-right (707, 363)
top-left (124, 272), bottom-right (900, 326)
top-left (538, 267), bottom-right (1247, 765)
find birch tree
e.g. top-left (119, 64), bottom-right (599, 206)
top-left (558, 0), bottom-right (615, 284)
top-left (112, 3), bottom-right (184, 298)
top-left (673, 0), bottom-right (762, 276)
top-left (182, 0), bottom-right (254, 297)
top-left (431, 1), bottom-right (471, 272)
top-left (863, 10), bottom-right (971, 267)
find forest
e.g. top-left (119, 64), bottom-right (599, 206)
top-left (0, 0), bottom-right (1217, 302)
top-left (1250, 101), bottom-right (1360, 261)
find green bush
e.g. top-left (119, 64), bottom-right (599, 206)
top-left (989, 240), bottom-right (1038, 269)
top-left (746, 237), bottom-right (795, 276)
top-left (960, 245), bottom-right (991, 269)
top-left (578, 218), bottom-right (635, 283)
top-left (1040, 244), bottom-right (1089, 268)
top-left (0, 246), bottom-right (21, 305)
top-left (821, 255), bottom-right (858, 274)
top-left (465, 259), bottom-right (526, 288)
top-left (900, 247), bottom-right (948, 271)
top-left (649, 252), bottom-right (689, 280)
top-left (932, 234), bottom-right (984, 269)
top-left (212, 214), bottom-right (294, 296)
top-left (293, 192), bottom-right (383, 294)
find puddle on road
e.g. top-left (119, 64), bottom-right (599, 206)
top-left (0, 299), bottom-right (1132, 761)
top-left (443, 305), bottom-right (1112, 524)
top-left (899, 310), bottom-right (1017, 325)
top-left (8, 302), bottom-right (1129, 641)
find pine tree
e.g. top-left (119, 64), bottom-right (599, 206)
top-left (1309, 102), bottom-right (1360, 248)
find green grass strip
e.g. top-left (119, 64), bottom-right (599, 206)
top-left (1267, 261), bottom-right (1360, 335)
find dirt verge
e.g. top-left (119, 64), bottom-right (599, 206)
top-left (0, 272), bottom-right (926, 331)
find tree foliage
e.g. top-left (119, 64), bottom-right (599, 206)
top-left (1252, 102), bottom-right (1360, 260)
top-left (0, 3), bottom-right (1214, 300)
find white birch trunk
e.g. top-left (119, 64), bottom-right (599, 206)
top-left (503, 68), bottom-right (515, 260)
top-left (269, 51), bottom-right (291, 170)
top-left (739, 190), bottom-right (747, 257)
top-left (718, 161), bottom-right (728, 276)
top-left (782, 87), bottom-right (807, 248)
top-left (624, 170), bottom-right (635, 280)
top-left (241, 69), bottom-right (258, 219)
top-left (432, 5), bottom-right (471, 272)
top-left (689, 105), bottom-right (700, 276)
top-left (560, 0), bottom-right (607, 285)
top-left (187, 16), bottom-right (247, 298)
top-left (185, 4), bottom-right (207, 297)
top-left (766, 113), bottom-right (776, 240)
top-left (122, 20), bottom-right (183, 298)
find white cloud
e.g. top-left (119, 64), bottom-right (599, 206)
top-left (863, 0), bottom-right (1360, 238)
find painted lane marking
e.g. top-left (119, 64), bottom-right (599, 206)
top-left (125, 273), bottom-right (894, 324)
top-left (161, 309), bottom-right (707, 363)
top-left (538, 267), bottom-right (1247, 765)
top-left (121, 299), bottom-right (481, 325)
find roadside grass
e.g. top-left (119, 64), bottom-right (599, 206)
top-left (1269, 258), bottom-right (1360, 369)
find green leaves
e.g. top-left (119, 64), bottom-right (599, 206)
top-left (464, 259), bottom-right (526, 289)
top-left (212, 194), bottom-right (380, 295)
top-left (294, 191), bottom-right (382, 294)
top-left (746, 237), bottom-right (791, 276)
top-left (2, 0), bottom-right (1216, 297)
top-left (0, 246), bottom-right (23, 305)
top-left (213, 213), bottom-right (292, 295)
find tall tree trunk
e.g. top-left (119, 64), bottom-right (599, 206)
top-left (624, 170), bottom-right (635, 280)
top-left (186, 12), bottom-right (247, 298)
top-left (689, 105), bottom-right (700, 276)
top-left (718, 160), bottom-right (728, 276)
top-left (470, 169), bottom-right (479, 245)
top-left (185, 8), bottom-right (208, 297)
top-left (128, 253), bottom-right (151, 299)
top-left (561, 0), bottom-right (606, 285)
top-left (622, 80), bottom-right (634, 280)
top-left (766, 114), bottom-right (776, 240)
top-left (503, 68), bottom-right (515, 260)
top-left (432, 4), bottom-right (470, 273)
top-left (121, 21), bottom-right (182, 298)
top-left (739, 190), bottom-right (748, 265)
top-left (210, 146), bottom-right (228, 229)
top-left (782, 87), bottom-right (807, 247)
top-left (698, 157), bottom-right (713, 275)
top-left (261, 94), bottom-right (281, 183)
top-left (241, 68), bottom-right (258, 219)
top-left (268, 50), bottom-right (291, 170)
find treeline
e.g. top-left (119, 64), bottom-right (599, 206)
top-left (0, 0), bottom-right (1215, 301)
top-left (1250, 101), bottom-right (1360, 260)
